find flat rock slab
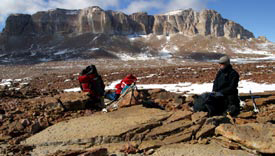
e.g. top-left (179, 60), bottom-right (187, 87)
top-left (23, 106), bottom-right (171, 146)
top-left (216, 123), bottom-right (275, 154)
top-left (152, 142), bottom-right (256, 156)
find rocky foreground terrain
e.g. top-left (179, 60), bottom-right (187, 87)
top-left (0, 60), bottom-right (274, 155)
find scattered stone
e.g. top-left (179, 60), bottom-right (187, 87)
top-left (237, 111), bottom-right (254, 119)
top-left (30, 122), bottom-right (42, 134)
top-left (256, 109), bottom-right (275, 123)
top-left (120, 143), bottom-right (138, 154)
top-left (20, 119), bottom-right (30, 127)
top-left (198, 138), bottom-right (210, 144)
top-left (8, 121), bottom-right (25, 134)
top-left (0, 114), bottom-right (5, 120)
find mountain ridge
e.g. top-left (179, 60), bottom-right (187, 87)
top-left (1, 6), bottom-right (254, 39)
top-left (0, 6), bottom-right (274, 65)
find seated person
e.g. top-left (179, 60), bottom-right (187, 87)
top-left (78, 65), bottom-right (105, 108)
top-left (212, 56), bottom-right (240, 116)
top-left (193, 56), bottom-right (240, 116)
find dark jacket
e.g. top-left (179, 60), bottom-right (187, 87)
top-left (213, 65), bottom-right (239, 96)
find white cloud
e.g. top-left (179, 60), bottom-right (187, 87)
top-left (123, 0), bottom-right (210, 14)
top-left (0, 0), bottom-right (120, 15)
top-left (122, 0), bottom-right (163, 14)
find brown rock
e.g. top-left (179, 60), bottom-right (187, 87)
top-left (117, 90), bottom-right (139, 108)
top-left (237, 111), bottom-right (254, 119)
top-left (163, 124), bottom-right (201, 144)
top-left (148, 89), bottom-right (165, 94)
top-left (204, 116), bottom-right (230, 126)
top-left (191, 112), bottom-right (208, 124)
top-left (139, 140), bottom-right (164, 151)
top-left (8, 121), bottom-right (25, 133)
top-left (146, 119), bottom-right (193, 139)
top-left (165, 110), bottom-right (193, 123)
top-left (256, 109), bottom-right (275, 123)
top-left (215, 123), bottom-right (275, 154)
top-left (152, 142), bottom-right (253, 156)
top-left (30, 122), bottom-right (42, 134)
top-left (80, 148), bottom-right (108, 156)
top-left (235, 118), bottom-right (256, 125)
top-left (20, 119), bottom-right (30, 127)
top-left (195, 124), bottom-right (216, 139)
top-left (120, 143), bottom-right (138, 154)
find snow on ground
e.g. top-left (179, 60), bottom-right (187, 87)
top-left (64, 80), bottom-right (275, 94)
top-left (117, 53), bottom-right (154, 61)
top-left (128, 34), bottom-right (152, 41)
top-left (233, 48), bottom-right (272, 55)
top-left (54, 49), bottom-right (68, 55)
top-left (159, 47), bottom-right (173, 59)
top-left (231, 55), bottom-right (275, 63)
top-left (39, 58), bottom-right (53, 62)
top-left (90, 48), bottom-right (100, 51)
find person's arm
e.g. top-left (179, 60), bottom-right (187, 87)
top-left (219, 71), bottom-right (239, 95)
top-left (212, 71), bottom-right (220, 92)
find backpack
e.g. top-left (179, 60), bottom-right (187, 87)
top-left (78, 65), bottom-right (105, 97)
top-left (193, 93), bottom-right (225, 116)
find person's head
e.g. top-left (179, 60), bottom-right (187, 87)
top-left (218, 56), bottom-right (230, 69)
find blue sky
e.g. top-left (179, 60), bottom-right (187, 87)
top-left (0, 0), bottom-right (274, 42)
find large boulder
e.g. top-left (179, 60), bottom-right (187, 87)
top-left (215, 123), bottom-right (275, 154)
top-left (22, 105), bottom-right (171, 146)
top-left (152, 142), bottom-right (255, 156)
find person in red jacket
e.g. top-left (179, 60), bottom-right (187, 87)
top-left (105, 74), bottom-right (137, 101)
top-left (78, 65), bottom-right (105, 108)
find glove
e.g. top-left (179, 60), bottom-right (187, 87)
top-left (210, 92), bottom-right (216, 97)
top-left (215, 92), bottom-right (224, 97)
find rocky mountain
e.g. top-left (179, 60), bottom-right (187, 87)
top-left (0, 6), bottom-right (274, 64)
top-left (2, 6), bottom-right (254, 38)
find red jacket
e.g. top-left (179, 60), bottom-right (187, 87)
top-left (115, 74), bottom-right (137, 94)
top-left (78, 74), bottom-right (105, 97)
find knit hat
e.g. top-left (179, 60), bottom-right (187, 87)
top-left (218, 56), bottom-right (230, 65)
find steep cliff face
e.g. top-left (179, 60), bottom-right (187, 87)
top-left (2, 6), bottom-right (254, 39)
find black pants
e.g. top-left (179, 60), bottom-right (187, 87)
top-left (224, 94), bottom-right (240, 116)
top-left (205, 94), bottom-right (240, 116)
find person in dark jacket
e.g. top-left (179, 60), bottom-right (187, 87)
top-left (212, 56), bottom-right (240, 116)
